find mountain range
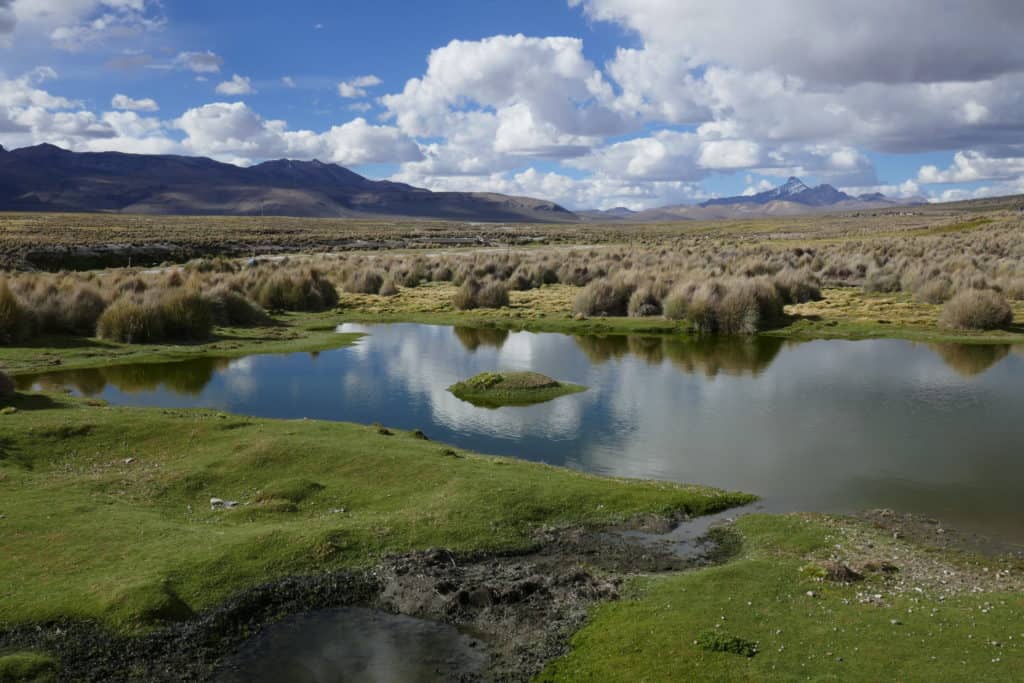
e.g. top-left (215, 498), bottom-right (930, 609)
top-left (579, 177), bottom-right (926, 222)
top-left (0, 144), bottom-right (577, 223)
top-left (0, 145), bottom-right (928, 223)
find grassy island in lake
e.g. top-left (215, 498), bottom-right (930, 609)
top-left (448, 371), bottom-right (586, 408)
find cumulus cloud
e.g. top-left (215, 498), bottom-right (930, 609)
top-left (110, 93), bottom-right (157, 111)
top-left (175, 101), bottom-right (422, 166)
top-left (0, 70), bottom-right (423, 167)
top-left (215, 74), bottom-right (255, 96)
top-left (174, 50), bottom-right (224, 73)
top-left (574, 0), bottom-right (1024, 85)
top-left (918, 150), bottom-right (1024, 184)
top-left (337, 74), bottom-right (381, 99)
top-left (382, 34), bottom-right (629, 143)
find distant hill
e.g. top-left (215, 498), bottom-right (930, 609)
top-left (583, 176), bottom-right (928, 222)
top-left (0, 144), bottom-right (578, 222)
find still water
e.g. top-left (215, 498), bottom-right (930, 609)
top-left (19, 323), bottom-right (1024, 542)
top-left (217, 607), bottom-right (487, 682)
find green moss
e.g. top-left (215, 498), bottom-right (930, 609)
top-left (0, 392), bottom-right (752, 632)
top-left (0, 652), bottom-right (58, 683)
top-left (540, 514), bottom-right (1024, 682)
top-left (448, 371), bottom-right (586, 408)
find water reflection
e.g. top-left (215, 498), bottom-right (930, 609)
top-left (452, 326), bottom-right (510, 351)
top-left (574, 334), bottom-right (784, 377)
top-left (928, 343), bottom-right (1010, 377)
top-left (218, 607), bottom-right (487, 683)
top-left (18, 357), bottom-right (233, 396)
top-left (18, 325), bottom-right (1024, 543)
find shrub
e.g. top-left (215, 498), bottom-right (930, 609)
top-left (254, 270), bottom-right (339, 311)
top-left (864, 269), bottom-right (902, 293)
top-left (913, 278), bottom-right (953, 304)
top-left (717, 279), bottom-right (784, 335)
top-left (344, 269), bottom-right (384, 294)
top-left (97, 298), bottom-right (167, 343)
top-left (628, 287), bottom-right (662, 317)
top-left (97, 291), bottom-right (214, 343)
top-left (453, 278), bottom-right (481, 310)
top-left (573, 278), bottom-right (633, 316)
top-left (204, 287), bottom-right (269, 326)
top-left (66, 285), bottom-right (108, 334)
top-left (1003, 278), bottom-right (1024, 301)
top-left (0, 280), bottom-right (33, 344)
top-left (939, 290), bottom-right (1013, 330)
top-left (686, 281), bottom-right (725, 333)
top-left (159, 290), bottom-right (214, 340)
top-left (662, 290), bottom-right (689, 321)
top-left (476, 281), bottom-right (510, 309)
top-left (773, 269), bottom-right (822, 304)
top-left (379, 277), bottom-right (399, 297)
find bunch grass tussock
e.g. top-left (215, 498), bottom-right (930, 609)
top-left (1, 211), bottom-right (1023, 341)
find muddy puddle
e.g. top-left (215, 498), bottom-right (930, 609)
top-left (217, 607), bottom-right (487, 683)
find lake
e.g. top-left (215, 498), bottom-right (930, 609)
top-left (19, 323), bottom-right (1024, 543)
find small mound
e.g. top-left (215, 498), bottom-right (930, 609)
top-left (448, 371), bottom-right (586, 408)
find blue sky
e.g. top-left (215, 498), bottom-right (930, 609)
top-left (1, 0), bottom-right (1023, 209)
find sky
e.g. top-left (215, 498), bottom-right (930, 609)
top-left (1, 1), bottom-right (1023, 210)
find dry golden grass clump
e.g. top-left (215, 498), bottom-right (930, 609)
top-left (0, 279), bottom-right (33, 344)
top-left (453, 278), bottom-right (509, 310)
top-left (248, 268), bottom-right (339, 311)
top-left (938, 290), bottom-right (1014, 331)
top-left (97, 290), bottom-right (213, 343)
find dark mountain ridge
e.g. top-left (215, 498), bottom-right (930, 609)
top-left (0, 144), bottom-right (577, 222)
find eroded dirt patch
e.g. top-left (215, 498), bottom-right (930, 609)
top-left (0, 517), bottom-right (728, 682)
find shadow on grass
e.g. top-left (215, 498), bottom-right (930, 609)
top-left (6, 393), bottom-right (64, 411)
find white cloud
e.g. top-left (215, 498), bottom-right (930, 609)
top-left (698, 139), bottom-right (760, 169)
top-left (174, 50), bottom-right (223, 73)
top-left (574, 0), bottom-right (1024, 86)
top-left (918, 150), bottom-right (1024, 184)
top-left (382, 34), bottom-right (629, 144)
top-left (174, 101), bottom-right (422, 166)
top-left (10, 0), bottom-right (164, 50)
top-left (337, 74), bottom-right (381, 99)
top-left (281, 76), bottom-right (296, 88)
top-left (110, 93), bottom-right (157, 111)
top-left (215, 74), bottom-right (255, 96)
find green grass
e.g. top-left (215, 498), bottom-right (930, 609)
top-left (540, 514), bottom-right (1024, 682)
top-left (0, 393), bottom-right (753, 633)
top-left (0, 652), bottom-right (57, 683)
top-left (0, 311), bottom-right (358, 376)
top-left (448, 371), bottom-right (586, 408)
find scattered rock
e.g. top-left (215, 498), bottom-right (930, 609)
top-left (210, 498), bottom-right (239, 510)
top-left (123, 457), bottom-right (135, 465)
top-left (818, 561), bottom-right (864, 583)
top-left (411, 429), bottom-right (429, 440)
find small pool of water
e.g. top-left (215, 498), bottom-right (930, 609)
top-left (216, 607), bottom-right (487, 682)
top-left (19, 323), bottom-right (1024, 543)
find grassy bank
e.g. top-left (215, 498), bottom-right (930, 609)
top-left (0, 311), bottom-right (357, 376)
top-left (541, 514), bottom-right (1024, 681)
top-left (338, 283), bottom-right (1024, 345)
top-left (0, 393), bottom-right (753, 632)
